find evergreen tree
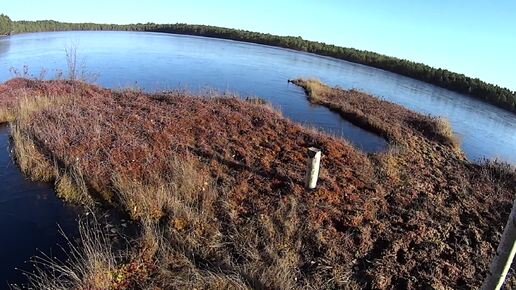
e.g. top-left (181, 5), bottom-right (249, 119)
top-left (0, 14), bottom-right (12, 35)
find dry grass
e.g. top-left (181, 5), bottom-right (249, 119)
top-left (9, 95), bottom-right (68, 182)
top-left (290, 78), bottom-right (461, 148)
top-left (112, 154), bottom-right (217, 222)
top-left (290, 78), bottom-right (327, 103)
top-left (12, 146), bottom-right (355, 289)
top-left (0, 78), bottom-right (77, 124)
top-left (8, 92), bottom-right (95, 205)
top-left (378, 146), bottom-right (403, 184)
top-left (290, 78), bottom-right (515, 288)
top-left (244, 96), bottom-right (268, 105)
top-left (10, 121), bottom-right (55, 182)
top-left (15, 217), bottom-right (120, 290)
top-left (232, 198), bottom-right (304, 289)
top-left (0, 107), bottom-right (15, 123)
top-left (137, 194), bottom-right (357, 290)
top-left (2, 79), bottom-right (514, 289)
top-left (431, 117), bottom-right (460, 148)
top-left (55, 167), bottom-right (94, 205)
top-left (290, 78), bottom-right (397, 142)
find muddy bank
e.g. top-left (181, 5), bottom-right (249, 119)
top-left (1, 78), bottom-right (514, 289)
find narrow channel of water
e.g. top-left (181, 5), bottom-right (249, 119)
top-left (0, 125), bottom-right (78, 287)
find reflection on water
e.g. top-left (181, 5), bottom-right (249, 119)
top-left (0, 125), bottom-right (78, 287)
top-left (0, 37), bottom-right (11, 57)
top-left (0, 31), bottom-right (514, 163)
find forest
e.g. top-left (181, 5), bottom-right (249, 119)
top-left (0, 14), bottom-right (12, 35)
top-left (5, 18), bottom-right (516, 113)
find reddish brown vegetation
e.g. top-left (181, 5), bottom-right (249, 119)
top-left (0, 78), bottom-right (80, 122)
top-left (289, 78), bottom-right (459, 148)
top-left (291, 79), bottom-right (515, 289)
top-left (1, 78), bottom-right (515, 289)
top-left (4, 79), bottom-right (376, 220)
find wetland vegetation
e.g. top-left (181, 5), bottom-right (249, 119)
top-left (1, 77), bottom-right (513, 289)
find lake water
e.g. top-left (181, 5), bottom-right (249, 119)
top-left (2, 31), bottom-right (515, 162)
top-left (0, 31), bottom-right (515, 286)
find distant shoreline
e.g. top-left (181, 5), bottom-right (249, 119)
top-left (3, 20), bottom-right (516, 113)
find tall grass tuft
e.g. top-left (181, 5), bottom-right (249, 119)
top-left (112, 154), bottom-right (217, 221)
top-left (9, 96), bottom-right (63, 182)
top-left (10, 121), bottom-right (54, 182)
top-left (432, 117), bottom-right (460, 148)
top-left (14, 216), bottom-right (120, 290)
top-left (55, 167), bottom-right (94, 206)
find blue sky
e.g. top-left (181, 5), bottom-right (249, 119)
top-left (3, 0), bottom-right (516, 90)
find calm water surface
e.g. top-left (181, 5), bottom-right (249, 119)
top-left (1, 31), bottom-right (514, 162)
top-left (1, 31), bottom-right (515, 162)
top-left (0, 125), bottom-right (78, 287)
top-left (0, 31), bottom-right (515, 285)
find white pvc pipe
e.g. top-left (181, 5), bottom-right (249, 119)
top-left (305, 147), bottom-right (321, 189)
top-left (482, 199), bottom-right (516, 290)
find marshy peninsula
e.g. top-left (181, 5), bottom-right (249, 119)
top-left (0, 10), bottom-right (515, 290)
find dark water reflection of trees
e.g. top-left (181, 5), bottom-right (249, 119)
top-left (0, 37), bottom-right (11, 57)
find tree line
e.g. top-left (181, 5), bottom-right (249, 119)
top-left (5, 18), bottom-right (516, 113)
top-left (0, 14), bottom-right (12, 35)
